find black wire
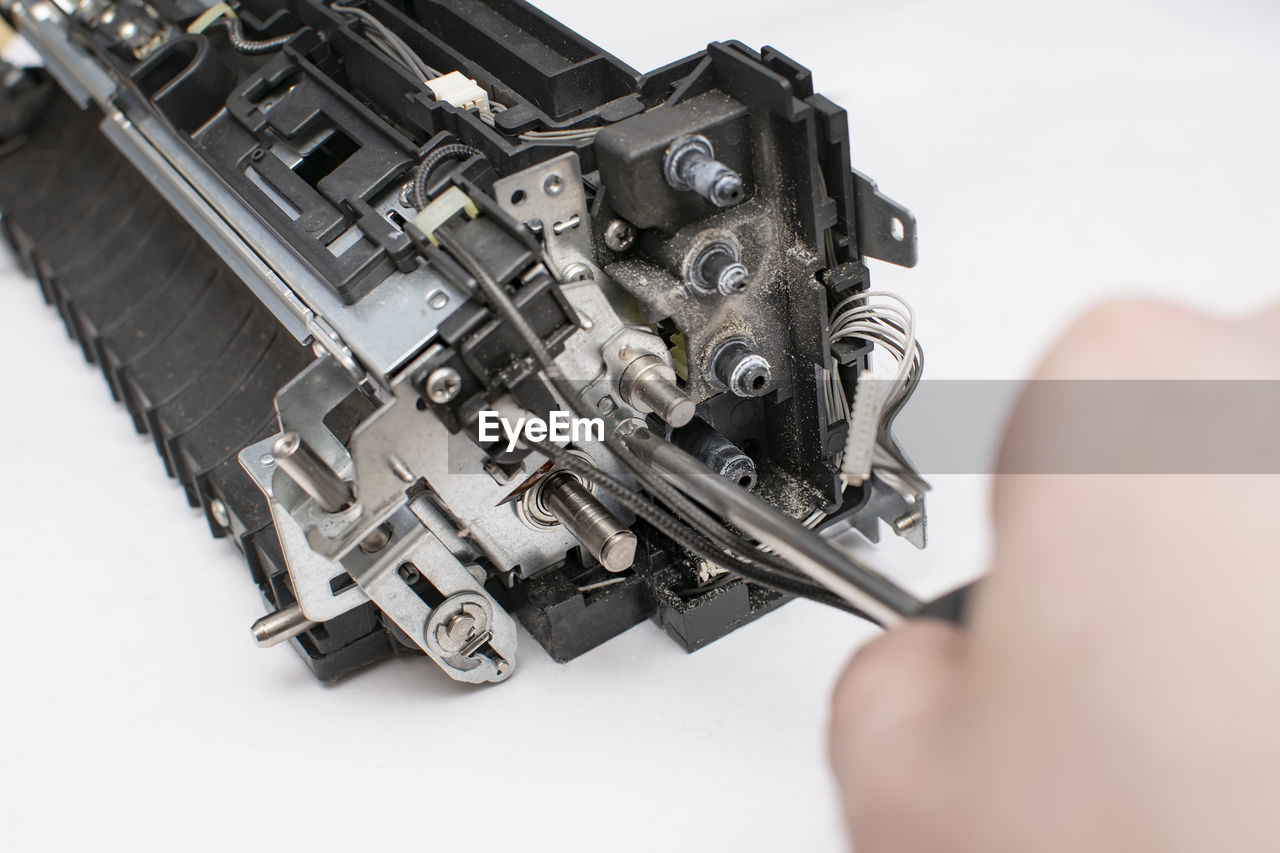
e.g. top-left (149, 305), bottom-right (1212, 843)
top-left (525, 439), bottom-right (879, 623)
top-left (436, 225), bottom-right (738, 559)
top-left (212, 19), bottom-right (297, 55)
top-left (411, 144), bottom-right (482, 209)
top-left (431, 226), bottom-right (877, 622)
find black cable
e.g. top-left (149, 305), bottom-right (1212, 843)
top-left (212, 19), bottom-right (297, 55)
top-left (436, 224), bottom-right (735, 553)
top-left (525, 439), bottom-right (879, 623)
top-left (436, 223), bottom-right (776, 564)
top-left (411, 144), bottom-right (482, 209)
top-left (432, 226), bottom-right (877, 622)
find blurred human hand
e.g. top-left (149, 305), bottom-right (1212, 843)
top-left (830, 300), bottom-right (1280, 853)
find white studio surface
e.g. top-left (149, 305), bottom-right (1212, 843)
top-left (1, 1), bottom-right (1277, 850)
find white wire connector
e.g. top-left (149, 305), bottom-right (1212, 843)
top-left (425, 71), bottom-right (490, 114)
top-left (828, 290), bottom-right (920, 487)
top-left (842, 367), bottom-right (887, 486)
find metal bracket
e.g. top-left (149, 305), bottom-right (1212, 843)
top-left (852, 169), bottom-right (918, 268)
top-left (239, 434), bottom-right (371, 622)
top-left (275, 356), bottom-right (359, 480)
top-left (342, 348), bottom-right (587, 576)
top-left (555, 277), bottom-right (673, 422)
top-left (341, 506), bottom-right (516, 684)
top-left (842, 475), bottom-right (927, 550)
top-left (9, 0), bottom-right (117, 109)
top-left (237, 438), bottom-right (516, 682)
top-left (493, 151), bottom-right (594, 279)
top-left (236, 357), bottom-right (372, 622)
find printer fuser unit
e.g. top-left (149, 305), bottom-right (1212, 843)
top-left (0, 0), bottom-right (927, 684)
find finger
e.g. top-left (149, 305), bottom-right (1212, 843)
top-left (830, 621), bottom-right (966, 852)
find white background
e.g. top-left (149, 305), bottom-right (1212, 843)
top-left (2, 1), bottom-right (1278, 850)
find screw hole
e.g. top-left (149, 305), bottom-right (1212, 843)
top-left (738, 476), bottom-right (753, 488)
top-left (416, 398), bottom-right (428, 411)
top-left (511, 189), bottom-right (526, 205)
top-left (889, 217), bottom-right (905, 242)
top-left (751, 375), bottom-right (766, 391)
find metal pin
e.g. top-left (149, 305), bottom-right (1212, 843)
top-left (541, 473), bottom-right (637, 573)
top-left (251, 603), bottom-right (316, 648)
top-left (619, 353), bottom-right (696, 427)
top-left (272, 432), bottom-right (355, 513)
top-left (664, 135), bottom-right (745, 208)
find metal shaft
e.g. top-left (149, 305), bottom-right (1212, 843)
top-left (542, 473), bottom-right (638, 573)
top-left (619, 354), bottom-right (696, 427)
top-left (664, 135), bottom-right (745, 208)
top-left (672, 419), bottom-right (757, 490)
top-left (272, 431), bottom-right (355, 513)
top-left (251, 603), bottom-right (316, 648)
top-left (713, 339), bottom-right (771, 398)
top-left (620, 426), bottom-right (921, 625)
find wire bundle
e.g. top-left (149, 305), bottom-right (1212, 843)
top-left (330, 3), bottom-right (598, 145)
top-left (331, 1), bottom-right (442, 80)
top-left (491, 103), bottom-right (601, 144)
top-left (827, 290), bottom-right (922, 486)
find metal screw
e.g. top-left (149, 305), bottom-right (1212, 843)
top-left (603, 219), bottom-right (636, 253)
top-left (209, 498), bottom-right (230, 529)
top-left (543, 174), bottom-right (564, 196)
top-left (561, 262), bottom-right (593, 282)
top-left (425, 367), bottom-right (462, 404)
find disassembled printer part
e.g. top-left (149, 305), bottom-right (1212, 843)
top-left (0, 0), bottom-right (927, 684)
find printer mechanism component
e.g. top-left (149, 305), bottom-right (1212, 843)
top-left (0, 0), bottom-right (927, 684)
